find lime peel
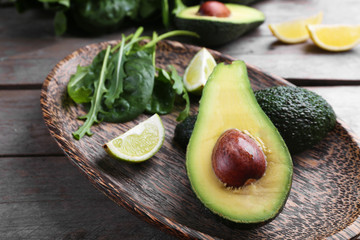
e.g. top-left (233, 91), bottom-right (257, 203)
top-left (183, 47), bottom-right (217, 94)
top-left (103, 114), bottom-right (165, 162)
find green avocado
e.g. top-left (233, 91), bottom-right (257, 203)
top-left (254, 86), bottom-right (336, 154)
top-left (174, 4), bottom-right (265, 46)
top-left (174, 115), bottom-right (197, 149)
top-left (186, 61), bottom-right (292, 224)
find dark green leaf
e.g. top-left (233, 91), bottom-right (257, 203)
top-left (145, 69), bottom-right (176, 114)
top-left (104, 36), bottom-right (126, 108)
top-left (161, 0), bottom-right (170, 29)
top-left (71, 0), bottom-right (128, 34)
top-left (72, 45), bottom-right (111, 140)
top-left (100, 50), bottom-right (155, 122)
top-left (54, 10), bottom-right (67, 36)
top-left (138, 0), bottom-right (161, 19)
top-left (177, 89), bottom-right (190, 121)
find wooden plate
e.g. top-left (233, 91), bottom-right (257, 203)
top-left (40, 40), bottom-right (360, 239)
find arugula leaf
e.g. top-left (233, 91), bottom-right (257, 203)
top-left (168, 65), bottom-right (190, 121)
top-left (68, 27), bottom-right (198, 139)
top-left (72, 45), bottom-right (111, 140)
top-left (100, 50), bottom-right (155, 123)
top-left (161, 0), bottom-right (170, 29)
top-left (104, 35), bottom-right (126, 109)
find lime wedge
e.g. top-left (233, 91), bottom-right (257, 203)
top-left (103, 114), bottom-right (165, 162)
top-left (183, 48), bottom-right (217, 94)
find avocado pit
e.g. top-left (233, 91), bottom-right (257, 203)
top-left (197, 1), bottom-right (231, 18)
top-left (212, 129), bottom-right (267, 188)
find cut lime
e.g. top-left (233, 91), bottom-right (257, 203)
top-left (183, 47), bottom-right (217, 94)
top-left (103, 114), bottom-right (165, 162)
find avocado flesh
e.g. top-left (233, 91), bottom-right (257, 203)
top-left (175, 4), bottom-right (265, 46)
top-left (186, 61), bottom-right (293, 223)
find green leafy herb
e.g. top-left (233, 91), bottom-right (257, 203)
top-left (146, 68), bottom-right (176, 115)
top-left (14, 0), bottom-right (197, 36)
top-left (54, 10), bottom-right (67, 36)
top-left (68, 27), bottom-right (197, 139)
top-left (168, 65), bottom-right (191, 121)
top-left (72, 45), bottom-right (111, 140)
top-left (146, 65), bottom-right (190, 121)
top-left (161, 0), bottom-right (170, 29)
top-left (100, 50), bottom-right (155, 123)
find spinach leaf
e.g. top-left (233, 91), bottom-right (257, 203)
top-left (71, 0), bottom-right (128, 34)
top-left (138, 0), bottom-right (161, 19)
top-left (68, 27), bottom-right (198, 139)
top-left (67, 65), bottom-right (93, 103)
top-left (145, 69), bottom-right (176, 115)
top-left (54, 10), bottom-right (67, 36)
top-left (72, 45), bottom-right (111, 140)
top-left (100, 50), bottom-right (155, 122)
top-left (145, 65), bottom-right (190, 121)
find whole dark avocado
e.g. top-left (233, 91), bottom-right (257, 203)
top-left (174, 1), bottom-right (265, 46)
top-left (254, 86), bottom-right (336, 154)
top-left (174, 115), bottom-right (197, 149)
top-left (174, 86), bottom-right (336, 154)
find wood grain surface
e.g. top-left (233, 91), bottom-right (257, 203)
top-left (40, 39), bottom-right (360, 239)
top-left (2, 0), bottom-right (360, 239)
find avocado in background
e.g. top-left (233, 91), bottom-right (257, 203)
top-left (186, 61), bottom-right (292, 224)
top-left (255, 86), bottom-right (336, 154)
top-left (174, 2), bottom-right (265, 46)
top-left (182, 0), bottom-right (264, 6)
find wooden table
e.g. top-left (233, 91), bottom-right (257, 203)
top-left (1, 0), bottom-right (359, 239)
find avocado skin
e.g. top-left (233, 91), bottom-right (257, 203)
top-left (174, 86), bottom-right (336, 154)
top-left (182, 0), bottom-right (263, 6)
top-left (175, 17), bottom-right (263, 46)
top-left (254, 86), bottom-right (336, 154)
top-left (174, 4), bottom-right (265, 46)
top-left (174, 115), bottom-right (197, 149)
top-left (220, 0), bottom-right (263, 5)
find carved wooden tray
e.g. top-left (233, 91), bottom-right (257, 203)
top-left (40, 40), bottom-right (360, 239)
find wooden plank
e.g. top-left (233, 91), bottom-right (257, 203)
top-left (2, 0), bottom-right (360, 85)
top-left (0, 156), bottom-right (174, 239)
top-left (217, 0), bottom-right (360, 81)
top-left (0, 89), bottom-right (62, 155)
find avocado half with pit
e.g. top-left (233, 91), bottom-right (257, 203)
top-left (186, 61), bottom-right (293, 224)
top-left (175, 4), bottom-right (265, 46)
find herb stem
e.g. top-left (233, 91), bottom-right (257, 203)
top-left (142, 30), bottom-right (199, 49)
top-left (73, 45), bottom-right (111, 139)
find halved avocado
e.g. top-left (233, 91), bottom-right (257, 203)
top-left (186, 61), bottom-right (293, 224)
top-left (175, 4), bottom-right (265, 46)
